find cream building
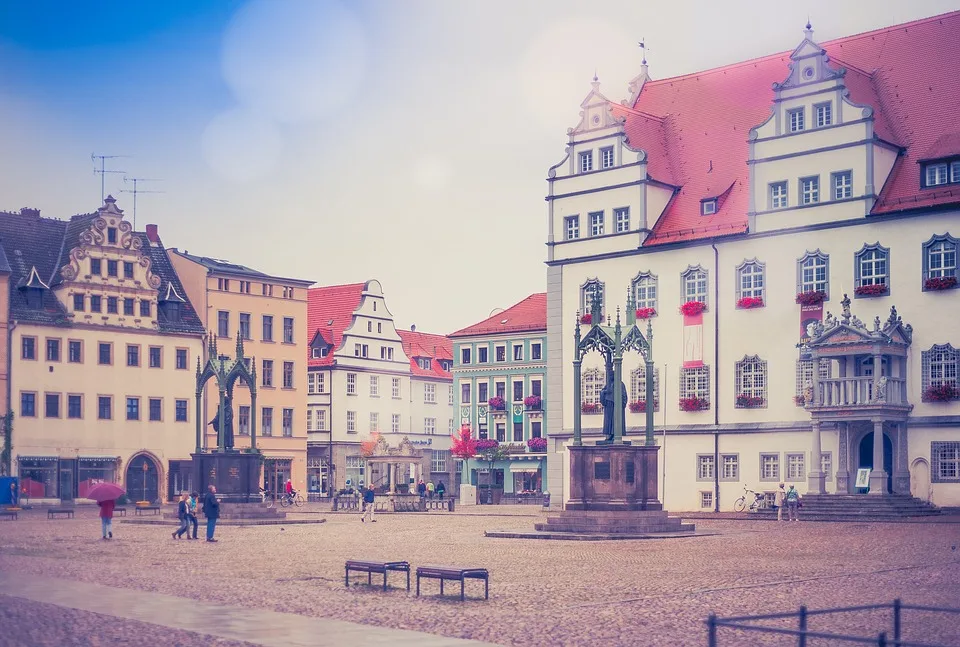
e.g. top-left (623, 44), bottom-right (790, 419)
top-left (544, 15), bottom-right (960, 510)
top-left (2, 198), bottom-right (205, 504)
top-left (168, 250), bottom-right (313, 495)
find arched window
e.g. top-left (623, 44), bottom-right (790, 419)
top-left (629, 365), bottom-right (660, 411)
top-left (680, 265), bottom-right (708, 305)
top-left (797, 250), bottom-right (829, 297)
top-left (632, 272), bottom-right (657, 311)
top-left (854, 243), bottom-right (890, 295)
top-left (736, 259), bottom-right (765, 303)
top-left (922, 234), bottom-right (958, 290)
top-left (580, 279), bottom-right (605, 318)
top-left (921, 344), bottom-right (959, 401)
top-left (735, 355), bottom-right (767, 408)
top-left (581, 367), bottom-right (603, 408)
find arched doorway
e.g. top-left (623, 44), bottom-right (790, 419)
top-left (858, 432), bottom-right (893, 493)
top-left (911, 458), bottom-right (931, 502)
top-left (126, 454), bottom-right (160, 503)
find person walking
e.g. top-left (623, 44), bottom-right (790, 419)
top-left (774, 483), bottom-right (786, 523)
top-left (203, 485), bottom-right (221, 542)
top-left (361, 486), bottom-right (376, 523)
top-left (417, 480), bottom-right (426, 498)
top-left (173, 493), bottom-right (189, 539)
top-left (436, 481), bottom-right (446, 500)
top-left (426, 480), bottom-right (435, 499)
top-left (187, 492), bottom-right (199, 539)
top-left (785, 484), bottom-right (801, 522)
top-left (98, 498), bottom-right (115, 540)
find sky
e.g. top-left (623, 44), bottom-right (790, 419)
top-left (1, 0), bottom-right (958, 335)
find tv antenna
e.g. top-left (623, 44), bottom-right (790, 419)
top-left (91, 153), bottom-right (130, 204)
top-left (120, 177), bottom-right (165, 230)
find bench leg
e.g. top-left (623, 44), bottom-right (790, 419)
top-left (383, 571), bottom-right (387, 592)
top-left (440, 579), bottom-right (443, 596)
top-left (485, 577), bottom-right (489, 600)
top-left (461, 578), bottom-right (465, 602)
top-left (416, 575), bottom-right (420, 597)
top-left (406, 569), bottom-right (410, 592)
top-left (368, 572), bottom-right (372, 587)
top-left (345, 567), bottom-right (349, 588)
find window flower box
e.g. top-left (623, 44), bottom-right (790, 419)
top-left (679, 396), bottom-right (709, 412)
top-left (526, 437), bottom-right (547, 453)
top-left (922, 383), bottom-right (960, 402)
top-left (635, 307), bottom-right (657, 319)
top-left (679, 301), bottom-right (707, 316)
top-left (581, 402), bottom-right (601, 414)
top-left (854, 284), bottom-right (889, 297)
top-left (924, 276), bottom-right (958, 291)
top-left (795, 290), bottom-right (826, 306)
top-left (736, 296), bottom-right (764, 309)
top-left (523, 395), bottom-right (542, 410)
top-left (628, 400), bottom-right (658, 413)
top-left (487, 396), bottom-right (506, 411)
top-left (580, 313), bottom-right (592, 324)
top-left (735, 394), bottom-right (765, 408)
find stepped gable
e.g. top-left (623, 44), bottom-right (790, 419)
top-left (306, 282), bottom-right (366, 367)
top-left (449, 293), bottom-right (547, 338)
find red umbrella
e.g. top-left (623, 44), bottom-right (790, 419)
top-left (84, 482), bottom-right (126, 503)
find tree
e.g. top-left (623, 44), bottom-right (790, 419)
top-left (450, 424), bottom-right (477, 487)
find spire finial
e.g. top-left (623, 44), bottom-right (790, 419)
top-left (638, 39), bottom-right (648, 66)
top-left (804, 18), bottom-right (814, 40)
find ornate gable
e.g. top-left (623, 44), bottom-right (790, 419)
top-left (774, 23), bottom-right (845, 91)
top-left (569, 76), bottom-right (624, 136)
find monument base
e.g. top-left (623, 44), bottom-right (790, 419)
top-left (191, 452), bottom-right (261, 503)
top-left (566, 443), bottom-right (661, 511)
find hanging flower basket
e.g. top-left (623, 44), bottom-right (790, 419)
top-left (854, 284), bottom-right (889, 297)
top-left (526, 437), bottom-right (547, 452)
top-left (924, 276), bottom-right (958, 291)
top-left (580, 313), bottom-right (593, 324)
top-left (679, 301), bottom-right (707, 316)
top-left (581, 402), bottom-right (601, 414)
top-left (795, 291), bottom-right (826, 306)
top-left (487, 396), bottom-right (506, 411)
top-left (635, 307), bottom-right (657, 319)
top-left (736, 296), bottom-right (764, 309)
top-left (523, 395), bottom-right (542, 410)
top-left (735, 394), bottom-right (765, 408)
top-left (922, 383), bottom-right (960, 402)
top-left (679, 396), bottom-right (709, 412)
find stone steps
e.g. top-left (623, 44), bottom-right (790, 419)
top-left (754, 494), bottom-right (940, 520)
top-left (536, 510), bottom-right (691, 534)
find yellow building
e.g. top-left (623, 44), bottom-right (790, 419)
top-left (2, 199), bottom-right (205, 503)
top-left (169, 250), bottom-right (313, 493)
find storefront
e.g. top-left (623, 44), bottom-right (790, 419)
top-left (263, 457), bottom-right (292, 496)
top-left (78, 457), bottom-right (119, 498)
top-left (306, 455), bottom-right (329, 500)
top-left (17, 456), bottom-right (58, 500)
top-left (17, 456), bottom-right (120, 503)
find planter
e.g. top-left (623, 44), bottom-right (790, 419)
top-left (922, 384), bottom-right (960, 402)
top-left (924, 276), bottom-right (958, 291)
top-left (523, 395), bottom-right (542, 410)
top-left (795, 290), bottom-right (826, 306)
top-left (635, 307), bottom-right (657, 319)
top-left (735, 394), bottom-right (765, 408)
top-left (580, 313), bottom-right (592, 324)
top-left (854, 284), bottom-right (888, 297)
top-left (581, 402), bottom-right (601, 414)
top-left (679, 397), bottom-right (709, 412)
top-left (679, 301), bottom-right (707, 316)
top-left (526, 437), bottom-right (547, 453)
top-left (629, 400), bottom-right (646, 413)
top-left (736, 296), bottom-right (764, 309)
top-left (487, 397), bottom-right (506, 411)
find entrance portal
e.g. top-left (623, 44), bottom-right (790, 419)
top-left (858, 432), bottom-right (893, 493)
top-left (126, 454), bottom-right (160, 503)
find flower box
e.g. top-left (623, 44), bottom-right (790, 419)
top-left (628, 400), bottom-right (658, 413)
top-left (476, 439), bottom-right (500, 452)
top-left (924, 276), bottom-right (958, 291)
top-left (736, 296), bottom-right (764, 309)
top-left (487, 396), bottom-right (506, 411)
top-left (679, 301), bottom-right (707, 316)
top-left (523, 395), bottom-right (542, 410)
top-left (679, 396), bottom-right (709, 412)
top-left (635, 307), bottom-right (657, 319)
top-left (922, 383), bottom-right (960, 402)
top-left (580, 313), bottom-right (592, 324)
top-left (736, 394), bottom-right (765, 408)
top-left (526, 437), bottom-right (547, 453)
top-left (581, 402), bottom-right (601, 414)
top-left (795, 290), bottom-right (826, 306)
top-left (854, 283), bottom-right (889, 297)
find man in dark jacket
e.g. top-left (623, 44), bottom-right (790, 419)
top-left (361, 486), bottom-right (376, 523)
top-left (203, 485), bottom-right (220, 542)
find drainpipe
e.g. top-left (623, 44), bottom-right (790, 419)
top-left (328, 377), bottom-right (334, 496)
top-left (712, 244), bottom-right (720, 513)
top-left (5, 319), bottom-right (15, 477)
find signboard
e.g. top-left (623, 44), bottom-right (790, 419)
top-left (855, 468), bottom-right (871, 489)
top-left (799, 303), bottom-right (823, 361)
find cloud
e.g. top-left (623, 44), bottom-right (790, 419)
top-left (201, 108), bottom-right (282, 183)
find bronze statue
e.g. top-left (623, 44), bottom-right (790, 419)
top-left (600, 363), bottom-right (627, 442)
top-left (208, 394), bottom-right (235, 450)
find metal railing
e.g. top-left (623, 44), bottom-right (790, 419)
top-left (817, 377), bottom-right (908, 406)
top-left (707, 600), bottom-right (960, 647)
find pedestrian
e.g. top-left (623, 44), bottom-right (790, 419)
top-left (436, 481), bottom-right (446, 500)
top-left (203, 485), bottom-right (220, 542)
top-left (786, 484), bottom-right (801, 522)
top-left (361, 486), bottom-right (376, 523)
top-left (173, 493), bottom-right (189, 539)
top-left (417, 479), bottom-right (426, 498)
top-left (98, 497), bottom-right (115, 540)
top-left (774, 483), bottom-right (786, 523)
top-left (187, 491), bottom-right (199, 539)
top-left (9, 481), bottom-right (17, 507)
top-left (427, 480), bottom-right (435, 499)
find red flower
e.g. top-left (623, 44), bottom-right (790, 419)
top-left (635, 307), bottom-right (657, 319)
top-left (580, 313), bottom-right (592, 324)
top-left (736, 296), bottom-right (764, 309)
top-left (795, 291), bottom-right (827, 306)
top-left (736, 394), bottom-right (765, 408)
top-left (854, 283), bottom-right (888, 297)
top-left (487, 396), bottom-right (505, 410)
top-left (679, 301), bottom-right (707, 316)
top-left (793, 395), bottom-right (806, 407)
top-left (523, 395), bottom-right (542, 409)
top-left (679, 397), bottom-right (709, 411)
top-left (922, 383), bottom-right (960, 402)
top-left (581, 402), bottom-right (601, 413)
top-left (526, 437), bottom-right (547, 452)
top-left (924, 276), bottom-right (958, 291)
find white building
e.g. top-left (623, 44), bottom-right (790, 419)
top-left (544, 15), bottom-right (960, 511)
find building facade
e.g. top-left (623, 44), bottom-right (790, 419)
top-left (450, 294), bottom-right (548, 497)
top-left (544, 15), bottom-right (960, 510)
top-left (168, 250), bottom-right (313, 495)
top-left (306, 280), bottom-right (453, 496)
top-left (3, 198), bottom-right (205, 503)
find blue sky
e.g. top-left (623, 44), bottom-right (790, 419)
top-left (2, 0), bottom-right (958, 334)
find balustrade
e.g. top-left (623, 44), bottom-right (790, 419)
top-left (816, 377), bottom-right (907, 407)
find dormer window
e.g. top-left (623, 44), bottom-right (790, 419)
top-left (440, 360), bottom-right (451, 371)
top-left (107, 228), bottom-right (117, 244)
top-left (418, 358), bottom-right (432, 371)
top-left (815, 102), bottom-right (832, 127)
top-left (788, 108), bottom-right (804, 133)
top-left (923, 160), bottom-right (960, 188)
top-left (600, 147), bottom-right (614, 169)
top-left (312, 346), bottom-right (328, 359)
top-left (579, 151), bottom-right (593, 173)
top-left (701, 199), bottom-right (717, 216)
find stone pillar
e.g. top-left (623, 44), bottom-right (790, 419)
top-left (869, 419), bottom-right (887, 494)
top-left (893, 423), bottom-right (911, 494)
top-left (194, 391), bottom-right (203, 454)
top-left (807, 420), bottom-right (825, 493)
top-left (573, 358), bottom-right (582, 446)
top-left (836, 422), bottom-right (850, 493)
top-left (387, 462), bottom-right (393, 493)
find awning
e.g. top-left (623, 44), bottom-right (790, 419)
top-left (79, 456), bottom-right (119, 462)
top-left (510, 464), bottom-right (542, 473)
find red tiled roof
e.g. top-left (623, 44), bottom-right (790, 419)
top-left (397, 330), bottom-right (453, 379)
top-left (618, 11), bottom-right (960, 245)
top-left (449, 293), bottom-right (547, 338)
top-left (307, 282), bottom-right (365, 367)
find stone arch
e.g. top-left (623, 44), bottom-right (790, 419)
top-left (125, 451), bottom-right (163, 504)
top-left (910, 457), bottom-right (931, 502)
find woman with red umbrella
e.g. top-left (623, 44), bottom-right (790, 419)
top-left (85, 482), bottom-right (125, 540)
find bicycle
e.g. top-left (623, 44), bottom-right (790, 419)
top-left (733, 485), bottom-right (766, 512)
top-left (279, 491), bottom-right (304, 508)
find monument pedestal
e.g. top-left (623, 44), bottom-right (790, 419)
top-left (191, 452), bottom-right (261, 503)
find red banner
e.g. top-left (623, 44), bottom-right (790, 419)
top-left (682, 312), bottom-right (704, 368)
top-left (799, 303), bottom-right (823, 360)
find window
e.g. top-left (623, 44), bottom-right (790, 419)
top-left (496, 382), bottom-right (505, 399)
top-left (175, 399), bottom-right (188, 422)
top-left (632, 272), bottom-right (657, 312)
top-left (283, 361), bottom-right (294, 388)
top-left (531, 421), bottom-right (542, 439)
top-left (833, 171), bottom-right (852, 200)
top-left (378, 323), bottom-right (382, 333)
top-left (149, 398), bottom-right (162, 421)
top-left (392, 377), bottom-right (400, 399)
top-left (461, 383), bottom-right (471, 404)
top-left (283, 286), bottom-right (295, 300)
top-left (282, 408), bottom-right (293, 436)
top-left (770, 181), bottom-right (788, 209)
top-left (496, 423), bottom-right (506, 441)
top-left (238, 406), bottom-right (250, 434)
top-left (123, 298), bottom-right (134, 316)
top-left (922, 344), bottom-right (959, 396)
top-left (259, 315), bottom-right (273, 342)
top-left (239, 280), bottom-right (251, 294)
top-left (478, 424), bottom-right (488, 440)
top-left (370, 412), bottom-right (380, 432)
top-left (786, 453), bottom-right (805, 480)
top-left (736, 260), bottom-right (765, 302)
top-left (262, 283), bottom-right (273, 296)
top-left (140, 300), bottom-right (151, 317)
top-left (581, 367), bottom-right (603, 408)
top-left (68, 395), bottom-right (82, 419)
top-left (589, 211), bottom-right (604, 237)
top-left (107, 228), bottom-right (117, 244)
top-left (307, 373), bottom-right (317, 394)
top-left (432, 450), bottom-right (447, 473)
top-left (346, 373), bottom-right (357, 395)
top-left (126, 397), bottom-right (140, 421)
top-left (735, 356), bottom-right (767, 408)
top-left (417, 358), bottom-right (432, 370)
top-left (721, 455), bottom-right (739, 481)
top-left (579, 150), bottom-right (593, 173)
top-left (239, 313), bottom-right (251, 340)
top-left (283, 317), bottom-right (294, 343)
top-left (424, 383), bottom-right (435, 403)
top-left (68, 340), bottom-right (82, 363)
top-left (760, 454), bottom-right (780, 481)
top-left (98, 396), bottom-right (112, 420)
top-left (262, 360), bottom-right (273, 387)
top-left (461, 347), bottom-right (472, 364)
top-left (799, 176), bottom-right (821, 205)
top-left (680, 366), bottom-right (710, 405)
top-left (796, 359), bottom-right (831, 400)
top-left (932, 442), bottom-right (960, 482)
top-left (147, 346), bottom-right (161, 368)
top-left (513, 421), bottom-right (523, 442)
top-left (106, 297), bottom-right (118, 314)
top-left (90, 258), bottom-right (101, 275)
top-left (531, 379), bottom-right (542, 397)
top-left (700, 491), bottom-right (714, 509)
top-left (697, 455), bottom-right (715, 481)
top-left (478, 382), bottom-right (488, 404)
top-left (218, 278), bottom-right (230, 291)
top-left (98, 342), bottom-right (112, 365)
top-left (123, 261), bottom-right (134, 279)
top-left (46, 338), bottom-right (60, 362)
top-left (175, 348), bottom-right (188, 369)
top-left (581, 279), bottom-right (604, 318)
top-left (90, 295), bottom-right (101, 312)
top-left (449, 385), bottom-right (454, 405)
top-left (317, 409), bottom-right (327, 431)
top-left (262, 408), bottom-right (274, 436)
top-left (531, 343), bottom-right (542, 360)
top-left (21, 336), bottom-right (36, 360)
top-left (478, 347), bottom-right (488, 363)
top-left (20, 392), bottom-right (36, 417)
top-left (363, 375), bottom-right (378, 398)
top-left (821, 453), bottom-right (832, 481)
top-left (701, 199), bottom-right (717, 215)
top-left (798, 251), bottom-right (829, 296)
top-left (788, 108), bottom-right (804, 132)
top-left (513, 345), bottom-right (523, 361)
top-left (600, 146), bottom-right (614, 169)
top-left (391, 413), bottom-right (400, 433)
top-left (425, 417), bottom-right (436, 435)
top-left (681, 266), bottom-right (708, 305)
top-left (564, 216), bottom-right (580, 241)
top-left (107, 260), bottom-right (118, 277)
top-left (815, 102), bottom-right (832, 128)
top-left (217, 311), bottom-right (229, 337)
top-left (923, 233), bottom-right (958, 284)
top-left (72, 294), bottom-right (84, 311)
top-left (495, 346), bottom-right (506, 362)
top-left (629, 365), bottom-right (660, 411)
top-left (855, 243), bottom-right (889, 291)
top-left (513, 381), bottom-right (524, 402)
top-left (126, 345), bottom-right (139, 367)
top-left (924, 163), bottom-right (949, 187)
top-left (954, 161), bottom-right (960, 183)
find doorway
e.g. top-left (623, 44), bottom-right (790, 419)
top-left (858, 432), bottom-right (893, 493)
top-left (126, 454), bottom-right (160, 503)
top-left (59, 459), bottom-right (76, 502)
top-left (910, 458), bottom-right (931, 502)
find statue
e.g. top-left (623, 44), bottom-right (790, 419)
top-left (600, 362), bottom-right (627, 442)
top-left (208, 394), bottom-right (235, 450)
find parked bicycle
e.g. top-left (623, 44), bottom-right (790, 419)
top-left (733, 485), bottom-right (766, 512)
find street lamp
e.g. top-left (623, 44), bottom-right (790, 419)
top-left (142, 461), bottom-right (148, 502)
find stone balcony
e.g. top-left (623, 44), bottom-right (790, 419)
top-left (807, 376), bottom-right (912, 421)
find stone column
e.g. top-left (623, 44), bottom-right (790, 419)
top-left (836, 422), bottom-right (850, 493)
top-left (893, 423), bottom-right (911, 494)
top-left (573, 357), bottom-right (582, 446)
top-left (807, 420), bottom-right (825, 494)
top-left (869, 419), bottom-right (887, 494)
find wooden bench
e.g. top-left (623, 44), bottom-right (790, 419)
top-left (113, 507), bottom-right (127, 517)
top-left (344, 560), bottom-right (410, 591)
top-left (47, 508), bottom-right (75, 519)
top-left (134, 506), bottom-right (161, 516)
top-left (416, 566), bottom-right (489, 601)
top-left (0, 510), bottom-right (17, 521)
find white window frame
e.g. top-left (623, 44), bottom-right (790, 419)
top-left (760, 453), bottom-right (780, 481)
top-left (391, 413), bottom-right (401, 433)
top-left (317, 373), bottom-right (325, 394)
top-left (316, 409), bottom-right (326, 432)
top-left (800, 176), bottom-right (820, 204)
top-left (681, 266), bottom-right (708, 305)
top-left (679, 366), bottom-right (710, 401)
top-left (369, 412), bottom-right (379, 432)
top-left (798, 250), bottom-right (830, 296)
top-left (786, 453), bottom-right (806, 481)
top-left (700, 491), bottom-right (714, 509)
top-left (600, 146), bottom-right (614, 169)
top-left (696, 455), bottom-right (715, 481)
top-left (346, 373), bottom-right (357, 395)
top-left (629, 365), bottom-right (660, 411)
top-left (579, 150), bottom-right (593, 173)
top-left (815, 102), bottom-right (832, 128)
top-left (952, 161), bottom-right (960, 183)
top-left (392, 377), bottom-right (401, 399)
top-left (424, 417), bottom-right (436, 435)
top-left (369, 375), bottom-right (379, 397)
top-left (735, 259), bottom-right (765, 302)
top-left (614, 207), bottom-right (630, 232)
top-left (770, 181), bottom-right (788, 209)
top-left (580, 279), bottom-right (605, 318)
top-left (788, 107), bottom-right (804, 132)
top-left (531, 343), bottom-right (542, 361)
top-left (855, 243), bottom-right (890, 290)
top-left (581, 367), bottom-right (603, 407)
top-left (925, 163), bottom-right (948, 187)
top-left (922, 344), bottom-right (959, 393)
top-left (735, 355), bottom-right (767, 408)
top-left (513, 344), bottom-right (523, 362)
top-left (424, 383), bottom-right (436, 404)
top-left (932, 442), bottom-right (960, 483)
top-left (565, 215), bottom-right (580, 240)
top-left (832, 170), bottom-right (852, 200)
top-left (721, 454), bottom-right (739, 481)
top-left (632, 271), bottom-right (657, 311)
top-left (701, 199), bottom-right (717, 215)
top-left (431, 450), bottom-right (447, 473)
top-left (589, 211), bottom-right (604, 237)
top-left (923, 234), bottom-right (958, 281)
top-left (346, 411), bottom-right (356, 434)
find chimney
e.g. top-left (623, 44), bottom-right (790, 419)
top-left (145, 224), bottom-right (159, 243)
top-left (410, 324), bottom-right (416, 332)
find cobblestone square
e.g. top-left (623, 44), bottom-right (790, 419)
top-left (1, 508), bottom-right (959, 646)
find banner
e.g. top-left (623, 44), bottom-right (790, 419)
top-left (798, 303), bottom-right (823, 360)
top-left (682, 312), bottom-right (704, 368)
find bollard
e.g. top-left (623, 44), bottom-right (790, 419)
top-left (707, 614), bottom-right (717, 647)
top-left (893, 599), bottom-right (901, 647)
top-left (798, 605), bottom-right (807, 647)
top-left (878, 631), bottom-right (887, 647)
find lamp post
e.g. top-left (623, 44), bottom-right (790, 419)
top-left (141, 460), bottom-right (148, 502)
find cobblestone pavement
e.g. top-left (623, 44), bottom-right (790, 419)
top-left (1, 507), bottom-right (959, 646)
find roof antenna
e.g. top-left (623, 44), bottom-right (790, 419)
top-left (91, 153), bottom-right (130, 205)
top-left (120, 177), bottom-right (165, 231)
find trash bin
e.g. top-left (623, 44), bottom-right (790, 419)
top-left (542, 492), bottom-right (551, 509)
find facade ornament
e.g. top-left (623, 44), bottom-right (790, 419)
top-left (873, 316), bottom-right (882, 333)
top-left (886, 305), bottom-right (900, 328)
top-left (851, 315), bottom-right (864, 329)
top-left (874, 377), bottom-right (888, 403)
top-left (840, 293), bottom-right (852, 325)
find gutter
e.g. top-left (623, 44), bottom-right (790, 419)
top-left (4, 317), bottom-right (14, 476)
top-left (712, 244), bottom-right (720, 513)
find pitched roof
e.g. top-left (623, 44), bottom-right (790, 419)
top-left (397, 330), bottom-right (453, 380)
top-left (449, 293), bottom-right (547, 338)
top-left (306, 282), bottom-right (366, 367)
top-left (615, 10), bottom-right (960, 245)
top-left (172, 250), bottom-right (314, 286)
